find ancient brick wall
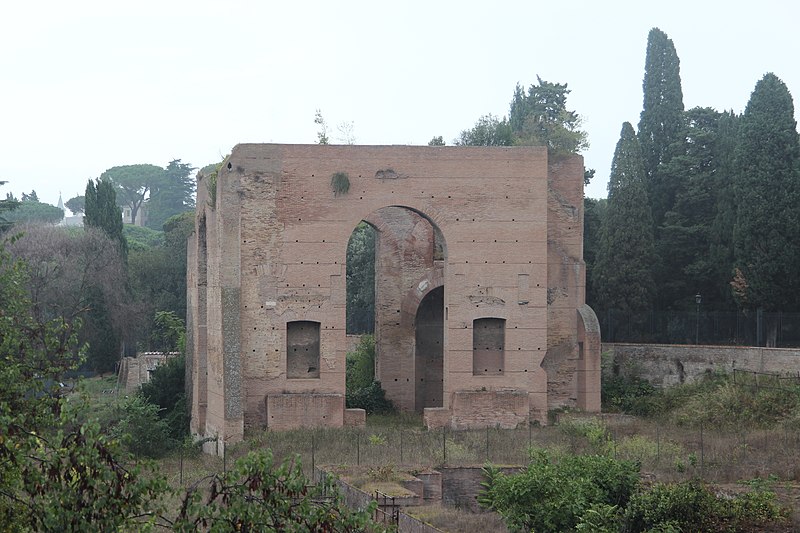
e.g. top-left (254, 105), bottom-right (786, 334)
top-left (187, 144), bottom-right (599, 448)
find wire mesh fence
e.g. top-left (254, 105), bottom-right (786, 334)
top-left (160, 417), bottom-right (800, 492)
top-left (601, 308), bottom-right (800, 347)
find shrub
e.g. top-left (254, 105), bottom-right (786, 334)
top-left (111, 395), bottom-right (175, 458)
top-left (139, 354), bottom-right (188, 441)
top-left (479, 450), bottom-right (640, 532)
top-left (345, 381), bottom-right (394, 414)
top-left (623, 479), bottom-right (788, 532)
top-left (602, 374), bottom-right (658, 416)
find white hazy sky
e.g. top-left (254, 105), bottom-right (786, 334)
top-left (2, 0), bottom-right (798, 209)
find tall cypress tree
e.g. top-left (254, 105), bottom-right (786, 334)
top-left (709, 110), bottom-right (740, 308)
top-left (83, 178), bottom-right (127, 371)
top-left (85, 178), bottom-right (127, 260)
top-left (638, 27), bottom-right (685, 228)
top-left (733, 73), bottom-right (800, 312)
top-left (657, 107), bottom-right (722, 309)
top-left (593, 122), bottom-right (655, 320)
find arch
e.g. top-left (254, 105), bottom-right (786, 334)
top-left (345, 204), bottom-right (448, 412)
top-left (349, 203), bottom-right (449, 260)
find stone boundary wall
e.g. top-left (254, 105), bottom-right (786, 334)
top-left (117, 352), bottom-right (178, 392)
top-left (603, 343), bottom-right (800, 387)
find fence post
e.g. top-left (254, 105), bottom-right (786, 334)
top-left (356, 431), bottom-right (361, 466)
top-left (656, 426), bottom-right (660, 465)
top-left (442, 426), bottom-right (447, 465)
top-left (180, 445), bottom-right (184, 486)
top-left (528, 419), bottom-right (532, 451)
top-left (311, 432), bottom-right (316, 476)
top-left (699, 424), bottom-right (704, 472)
top-left (399, 429), bottom-right (403, 464)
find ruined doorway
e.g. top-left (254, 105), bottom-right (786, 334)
top-left (415, 285), bottom-right (444, 412)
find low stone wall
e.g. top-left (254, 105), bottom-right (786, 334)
top-left (266, 393), bottom-right (344, 430)
top-left (117, 352), bottom-right (177, 392)
top-left (603, 343), bottom-right (800, 387)
top-left (440, 466), bottom-right (522, 513)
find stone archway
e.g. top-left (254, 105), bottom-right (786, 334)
top-left (359, 206), bottom-right (447, 412)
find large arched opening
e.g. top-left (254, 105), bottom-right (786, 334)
top-left (345, 205), bottom-right (446, 413)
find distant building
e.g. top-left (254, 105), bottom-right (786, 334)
top-left (121, 205), bottom-right (148, 226)
top-left (57, 193), bottom-right (83, 227)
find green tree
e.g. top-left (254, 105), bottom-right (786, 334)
top-left (173, 450), bottom-right (387, 532)
top-left (2, 196), bottom-right (64, 225)
top-left (480, 451), bottom-right (640, 532)
top-left (656, 107), bottom-right (723, 309)
top-left (708, 110), bottom-right (740, 308)
top-left (101, 164), bottom-right (165, 226)
top-left (0, 243), bottom-right (165, 530)
top-left (428, 135), bottom-right (445, 146)
top-left (146, 159), bottom-right (196, 230)
top-left (509, 76), bottom-right (588, 154)
top-left (0, 182), bottom-right (20, 230)
top-left (638, 27), bottom-right (685, 228)
top-left (65, 194), bottom-right (85, 214)
top-left (128, 211), bottom-right (194, 350)
top-left (140, 353), bottom-right (188, 443)
top-left (85, 178), bottom-right (127, 259)
top-left (733, 73), bottom-right (800, 314)
top-left (593, 122), bottom-right (655, 319)
top-left (583, 197), bottom-right (606, 310)
top-left (455, 114), bottom-right (513, 146)
top-left (346, 222), bottom-right (375, 334)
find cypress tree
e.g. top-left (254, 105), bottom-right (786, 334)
top-left (708, 110), bottom-right (740, 308)
top-left (85, 178), bottom-right (127, 260)
top-left (83, 178), bottom-right (127, 370)
top-left (657, 107), bottom-right (722, 309)
top-left (593, 122), bottom-right (655, 320)
top-left (733, 73), bottom-right (800, 312)
top-left (638, 27), bottom-right (685, 228)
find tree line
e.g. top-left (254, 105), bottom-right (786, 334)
top-left (587, 28), bottom-right (800, 345)
top-left (0, 158), bottom-right (198, 372)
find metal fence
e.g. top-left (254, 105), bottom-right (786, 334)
top-left (601, 308), bottom-right (800, 347)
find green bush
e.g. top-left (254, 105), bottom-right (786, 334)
top-left (345, 335), bottom-right (394, 414)
top-left (139, 353), bottom-right (188, 441)
top-left (602, 375), bottom-right (659, 416)
top-left (111, 395), bottom-right (175, 458)
top-left (346, 381), bottom-right (395, 415)
top-left (623, 479), bottom-right (788, 532)
top-left (479, 450), bottom-right (640, 532)
top-left (346, 334), bottom-right (375, 392)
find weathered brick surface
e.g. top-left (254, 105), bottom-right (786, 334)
top-left (187, 144), bottom-right (599, 448)
top-left (343, 408), bottom-right (366, 427)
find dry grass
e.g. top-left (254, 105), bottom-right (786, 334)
top-left (407, 504), bottom-right (509, 533)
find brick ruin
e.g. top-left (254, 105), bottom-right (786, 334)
top-left (186, 144), bottom-right (600, 452)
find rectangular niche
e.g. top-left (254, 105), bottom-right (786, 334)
top-left (287, 321), bottom-right (321, 379)
top-left (473, 317), bottom-right (505, 375)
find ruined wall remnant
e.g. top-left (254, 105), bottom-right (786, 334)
top-left (187, 144), bottom-right (600, 452)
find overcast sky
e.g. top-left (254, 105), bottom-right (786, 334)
top-left (2, 0), bottom-right (798, 210)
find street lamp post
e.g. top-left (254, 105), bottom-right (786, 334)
top-left (695, 293), bottom-right (702, 345)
